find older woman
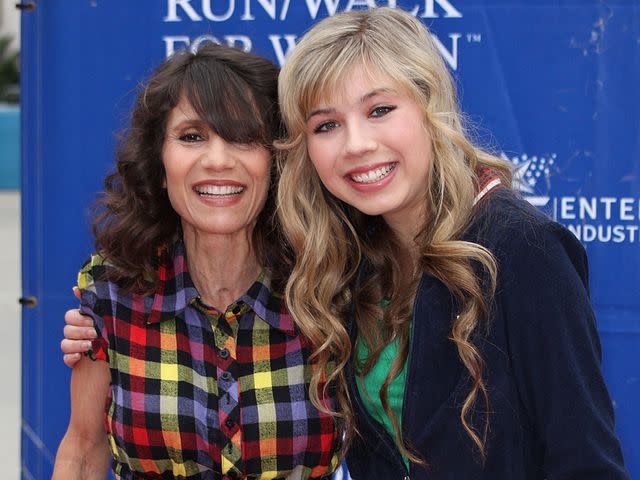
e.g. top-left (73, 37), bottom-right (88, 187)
top-left (53, 44), bottom-right (338, 480)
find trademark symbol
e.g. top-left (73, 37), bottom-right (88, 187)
top-left (466, 33), bottom-right (482, 43)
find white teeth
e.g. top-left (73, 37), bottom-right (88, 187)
top-left (350, 164), bottom-right (395, 184)
top-left (194, 185), bottom-right (244, 195)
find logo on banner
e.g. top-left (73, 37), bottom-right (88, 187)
top-left (505, 153), bottom-right (639, 244)
top-left (161, 0), bottom-right (482, 68)
top-left (504, 153), bottom-right (554, 208)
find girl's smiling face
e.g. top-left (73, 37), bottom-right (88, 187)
top-left (305, 65), bottom-right (433, 240)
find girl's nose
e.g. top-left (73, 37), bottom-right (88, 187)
top-left (344, 120), bottom-right (377, 158)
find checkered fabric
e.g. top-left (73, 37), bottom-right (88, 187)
top-left (78, 242), bottom-right (338, 479)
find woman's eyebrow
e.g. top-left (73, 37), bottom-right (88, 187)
top-left (168, 118), bottom-right (207, 130)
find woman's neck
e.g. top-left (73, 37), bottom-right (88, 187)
top-left (182, 227), bottom-right (262, 312)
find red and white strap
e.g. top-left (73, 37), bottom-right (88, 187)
top-left (473, 176), bottom-right (502, 206)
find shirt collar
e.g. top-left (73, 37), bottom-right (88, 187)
top-left (147, 242), bottom-right (296, 336)
top-left (240, 269), bottom-right (297, 336)
top-left (146, 241), bottom-right (199, 324)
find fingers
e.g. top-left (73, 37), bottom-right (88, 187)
top-left (60, 336), bottom-right (93, 369)
top-left (64, 308), bottom-right (94, 328)
top-left (63, 323), bottom-right (97, 341)
top-left (61, 337), bottom-right (91, 368)
top-left (63, 290), bottom-right (95, 368)
top-left (63, 352), bottom-right (83, 368)
top-left (62, 308), bottom-right (97, 368)
top-left (60, 335), bottom-right (93, 352)
top-left (63, 309), bottom-right (96, 341)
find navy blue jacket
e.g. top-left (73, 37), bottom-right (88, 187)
top-left (345, 190), bottom-right (629, 479)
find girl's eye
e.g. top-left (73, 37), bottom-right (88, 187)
top-left (179, 132), bottom-right (204, 142)
top-left (313, 120), bottom-right (338, 134)
top-left (370, 105), bottom-right (396, 118)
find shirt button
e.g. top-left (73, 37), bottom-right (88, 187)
top-left (219, 348), bottom-right (229, 359)
top-left (220, 371), bottom-right (232, 382)
top-left (225, 418), bottom-right (235, 428)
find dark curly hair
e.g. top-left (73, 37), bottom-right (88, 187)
top-left (93, 43), bottom-right (284, 293)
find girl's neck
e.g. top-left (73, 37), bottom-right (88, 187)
top-left (382, 204), bottom-right (426, 261)
top-left (382, 219), bottom-right (422, 276)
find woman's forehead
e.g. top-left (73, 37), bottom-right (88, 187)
top-left (169, 95), bottom-right (198, 118)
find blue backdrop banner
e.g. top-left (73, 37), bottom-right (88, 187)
top-left (21, 1), bottom-right (639, 478)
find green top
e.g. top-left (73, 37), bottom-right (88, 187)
top-left (355, 332), bottom-right (410, 471)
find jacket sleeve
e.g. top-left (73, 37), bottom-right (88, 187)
top-left (499, 221), bottom-right (629, 479)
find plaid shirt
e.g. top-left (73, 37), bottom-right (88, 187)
top-left (78, 243), bottom-right (338, 479)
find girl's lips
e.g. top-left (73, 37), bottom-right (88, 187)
top-left (345, 162), bottom-right (398, 193)
top-left (347, 162), bottom-right (397, 184)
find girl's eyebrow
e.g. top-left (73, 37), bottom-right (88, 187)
top-left (361, 87), bottom-right (396, 102)
top-left (306, 87), bottom-right (398, 121)
top-left (306, 107), bottom-right (336, 122)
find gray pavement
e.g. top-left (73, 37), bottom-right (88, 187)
top-left (0, 191), bottom-right (21, 480)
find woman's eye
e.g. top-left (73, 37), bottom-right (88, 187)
top-left (370, 105), bottom-right (395, 118)
top-left (313, 120), bottom-right (338, 134)
top-left (179, 132), bottom-right (204, 142)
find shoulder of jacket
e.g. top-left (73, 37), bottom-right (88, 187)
top-left (468, 190), bottom-right (571, 251)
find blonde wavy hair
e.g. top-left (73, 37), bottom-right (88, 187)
top-left (276, 7), bottom-right (512, 463)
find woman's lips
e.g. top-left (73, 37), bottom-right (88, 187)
top-left (193, 180), bottom-right (245, 196)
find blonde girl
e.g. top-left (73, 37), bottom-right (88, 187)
top-left (277, 7), bottom-right (628, 479)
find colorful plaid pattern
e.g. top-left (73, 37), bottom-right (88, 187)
top-left (78, 242), bottom-right (338, 479)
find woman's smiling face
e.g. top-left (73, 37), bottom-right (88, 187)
top-left (305, 65), bottom-right (432, 238)
top-left (162, 96), bottom-right (271, 240)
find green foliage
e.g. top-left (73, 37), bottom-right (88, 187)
top-left (0, 35), bottom-right (19, 103)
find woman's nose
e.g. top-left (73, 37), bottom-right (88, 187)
top-left (200, 136), bottom-right (235, 170)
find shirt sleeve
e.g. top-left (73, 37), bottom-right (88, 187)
top-left (77, 254), bottom-right (110, 363)
top-left (500, 221), bottom-right (629, 479)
